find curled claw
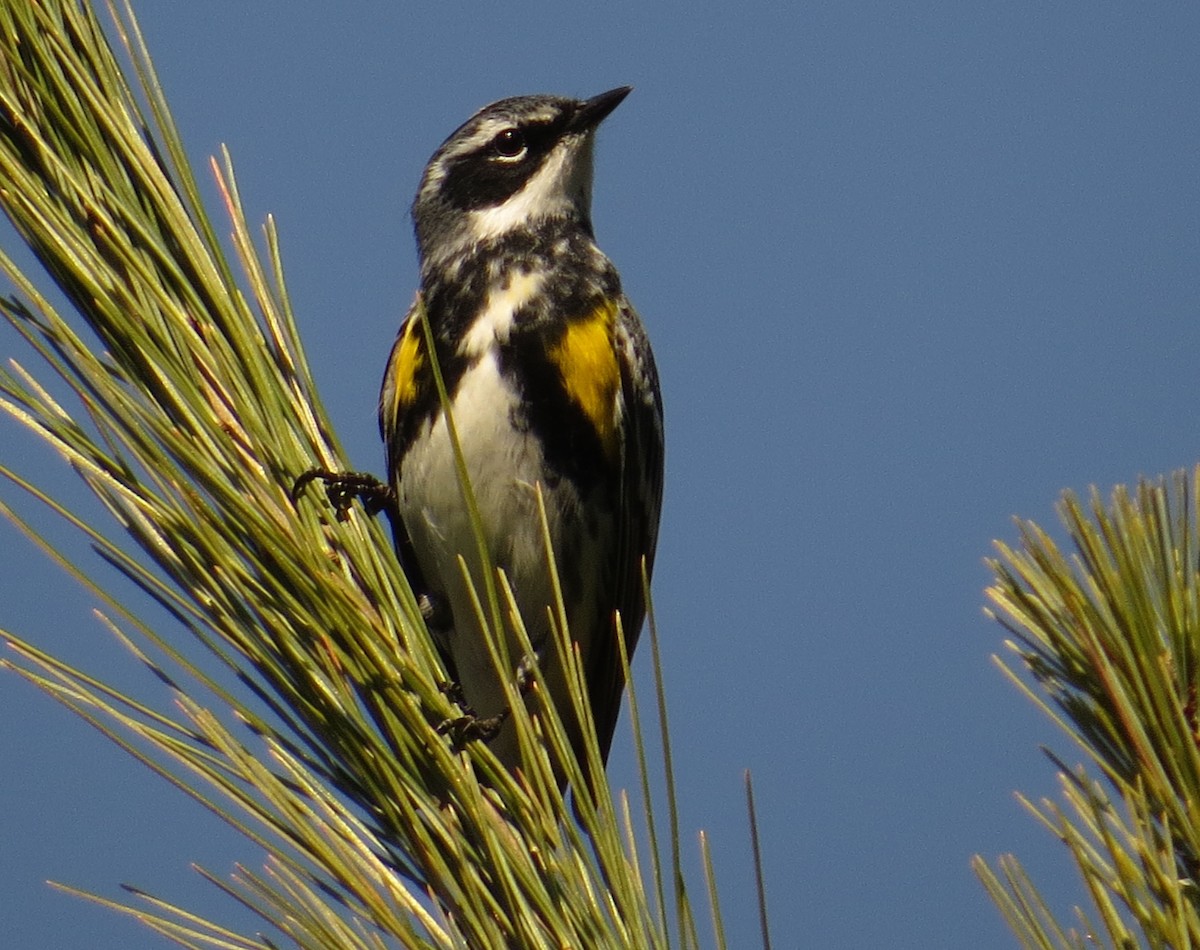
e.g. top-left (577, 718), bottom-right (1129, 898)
top-left (291, 468), bottom-right (395, 521)
top-left (437, 711), bottom-right (509, 753)
top-left (436, 681), bottom-right (509, 751)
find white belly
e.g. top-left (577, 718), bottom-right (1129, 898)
top-left (398, 351), bottom-right (562, 725)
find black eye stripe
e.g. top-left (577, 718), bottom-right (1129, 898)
top-left (438, 117), bottom-right (571, 212)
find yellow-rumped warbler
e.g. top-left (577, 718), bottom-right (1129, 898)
top-left (351, 87), bottom-right (663, 775)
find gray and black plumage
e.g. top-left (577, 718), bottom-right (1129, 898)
top-left (378, 88), bottom-right (663, 774)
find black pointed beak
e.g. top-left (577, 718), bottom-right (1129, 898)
top-left (572, 86), bottom-right (632, 133)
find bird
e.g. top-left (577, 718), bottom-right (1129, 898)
top-left (319, 87), bottom-right (663, 782)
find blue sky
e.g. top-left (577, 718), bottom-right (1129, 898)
top-left (2, 2), bottom-right (1198, 947)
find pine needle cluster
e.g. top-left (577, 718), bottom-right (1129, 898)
top-left (0, 2), bottom-right (770, 947)
top-left (978, 470), bottom-right (1200, 947)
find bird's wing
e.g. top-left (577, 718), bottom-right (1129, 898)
top-left (588, 298), bottom-right (664, 763)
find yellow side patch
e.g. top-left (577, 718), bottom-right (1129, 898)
top-left (550, 301), bottom-right (621, 457)
top-left (387, 315), bottom-right (425, 421)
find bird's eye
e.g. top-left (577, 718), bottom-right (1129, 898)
top-left (492, 128), bottom-right (527, 159)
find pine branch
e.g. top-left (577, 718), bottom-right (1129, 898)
top-left (978, 469), bottom-right (1200, 947)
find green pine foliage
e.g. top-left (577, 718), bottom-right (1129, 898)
top-left (977, 471), bottom-right (1200, 947)
top-left (0, 2), bottom-right (769, 947)
top-left (23, 1), bottom-right (1196, 947)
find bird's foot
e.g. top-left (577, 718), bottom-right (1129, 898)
top-left (434, 653), bottom-right (541, 753)
top-left (437, 682), bottom-right (509, 752)
top-left (291, 468), bottom-right (395, 522)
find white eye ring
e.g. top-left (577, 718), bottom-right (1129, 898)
top-left (492, 127), bottom-right (527, 161)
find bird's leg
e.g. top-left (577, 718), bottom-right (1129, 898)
top-left (290, 468), bottom-right (396, 522)
top-left (513, 652), bottom-right (538, 696)
top-left (437, 681), bottom-right (508, 751)
top-left (418, 592), bottom-right (452, 631)
top-left (435, 653), bottom-right (540, 753)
